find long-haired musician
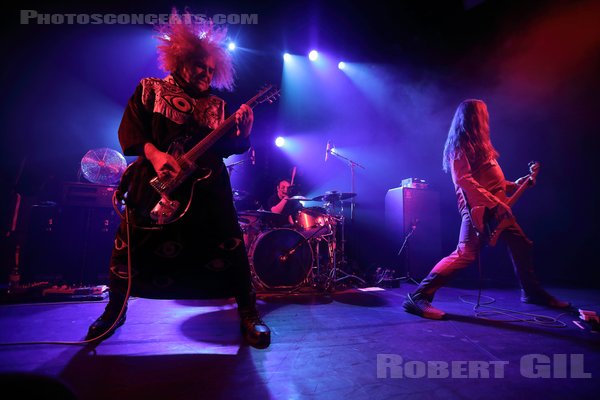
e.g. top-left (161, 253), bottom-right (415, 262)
top-left (403, 99), bottom-right (570, 319)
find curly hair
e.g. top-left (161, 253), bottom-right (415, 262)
top-left (443, 99), bottom-right (499, 172)
top-left (155, 9), bottom-right (236, 91)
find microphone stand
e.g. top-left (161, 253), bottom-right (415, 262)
top-left (396, 223), bottom-right (420, 285)
top-left (327, 151), bottom-right (365, 221)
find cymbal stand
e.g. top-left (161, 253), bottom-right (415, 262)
top-left (323, 205), bottom-right (366, 291)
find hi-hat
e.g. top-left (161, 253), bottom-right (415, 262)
top-left (313, 191), bottom-right (357, 202)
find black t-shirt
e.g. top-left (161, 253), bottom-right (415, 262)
top-left (267, 194), bottom-right (303, 222)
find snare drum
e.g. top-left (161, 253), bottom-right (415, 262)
top-left (248, 228), bottom-right (313, 291)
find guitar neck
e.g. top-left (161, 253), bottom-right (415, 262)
top-left (506, 176), bottom-right (531, 208)
top-left (183, 115), bottom-right (237, 163)
top-left (180, 91), bottom-right (266, 164)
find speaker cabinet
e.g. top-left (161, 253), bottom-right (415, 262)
top-left (385, 187), bottom-right (442, 280)
top-left (20, 203), bottom-right (120, 286)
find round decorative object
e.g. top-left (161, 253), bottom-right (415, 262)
top-left (80, 148), bottom-right (127, 185)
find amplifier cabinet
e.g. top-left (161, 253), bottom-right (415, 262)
top-left (384, 187), bottom-right (442, 280)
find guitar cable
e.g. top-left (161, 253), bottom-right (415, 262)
top-left (458, 243), bottom-right (569, 328)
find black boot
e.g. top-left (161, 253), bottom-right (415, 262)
top-left (514, 263), bottom-right (571, 309)
top-left (237, 292), bottom-right (270, 349)
top-left (520, 289), bottom-right (571, 309)
top-left (85, 292), bottom-right (127, 341)
top-left (239, 307), bottom-right (271, 349)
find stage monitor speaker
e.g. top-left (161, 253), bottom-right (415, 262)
top-left (385, 187), bottom-right (442, 281)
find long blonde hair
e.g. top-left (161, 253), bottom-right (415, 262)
top-left (443, 99), bottom-right (499, 172)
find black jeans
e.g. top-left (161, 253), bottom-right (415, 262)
top-left (416, 209), bottom-right (543, 298)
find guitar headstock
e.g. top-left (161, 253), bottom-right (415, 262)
top-left (246, 84), bottom-right (280, 108)
top-left (258, 84), bottom-right (280, 104)
top-left (528, 160), bottom-right (540, 178)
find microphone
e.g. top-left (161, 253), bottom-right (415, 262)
top-left (280, 247), bottom-right (297, 263)
top-left (250, 147), bottom-right (256, 165)
top-left (325, 140), bottom-right (332, 162)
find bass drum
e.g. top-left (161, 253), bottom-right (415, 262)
top-left (249, 228), bottom-right (313, 291)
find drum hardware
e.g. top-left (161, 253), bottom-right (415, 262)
top-left (314, 198), bottom-right (366, 292)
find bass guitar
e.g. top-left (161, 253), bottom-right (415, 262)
top-left (471, 160), bottom-right (540, 246)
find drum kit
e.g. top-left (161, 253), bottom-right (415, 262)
top-left (237, 190), bottom-right (364, 293)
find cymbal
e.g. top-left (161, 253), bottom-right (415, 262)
top-left (238, 210), bottom-right (275, 217)
top-left (312, 191), bottom-right (357, 202)
top-left (289, 196), bottom-right (315, 201)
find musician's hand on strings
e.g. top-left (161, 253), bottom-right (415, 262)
top-left (235, 104), bottom-right (254, 138)
top-left (515, 175), bottom-right (535, 187)
top-left (144, 143), bottom-right (181, 179)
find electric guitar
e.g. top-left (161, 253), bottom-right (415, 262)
top-left (471, 161), bottom-right (540, 246)
top-left (123, 84), bottom-right (280, 226)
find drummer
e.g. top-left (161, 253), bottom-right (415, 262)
top-left (267, 179), bottom-right (304, 226)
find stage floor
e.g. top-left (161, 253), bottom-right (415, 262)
top-left (1, 283), bottom-right (599, 399)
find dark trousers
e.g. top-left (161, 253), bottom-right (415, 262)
top-left (415, 209), bottom-right (543, 300)
top-left (106, 217), bottom-right (256, 310)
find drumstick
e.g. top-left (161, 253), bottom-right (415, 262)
top-left (290, 166), bottom-right (297, 186)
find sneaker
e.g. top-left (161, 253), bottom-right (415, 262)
top-left (85, 308), bottom-right (127, 341)
top-left (521, 291), bottom-right (571, 309)
top-left (402, 293), bottom-right (446, 320)
top-left (239, 309), bottom-right (271, 349)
